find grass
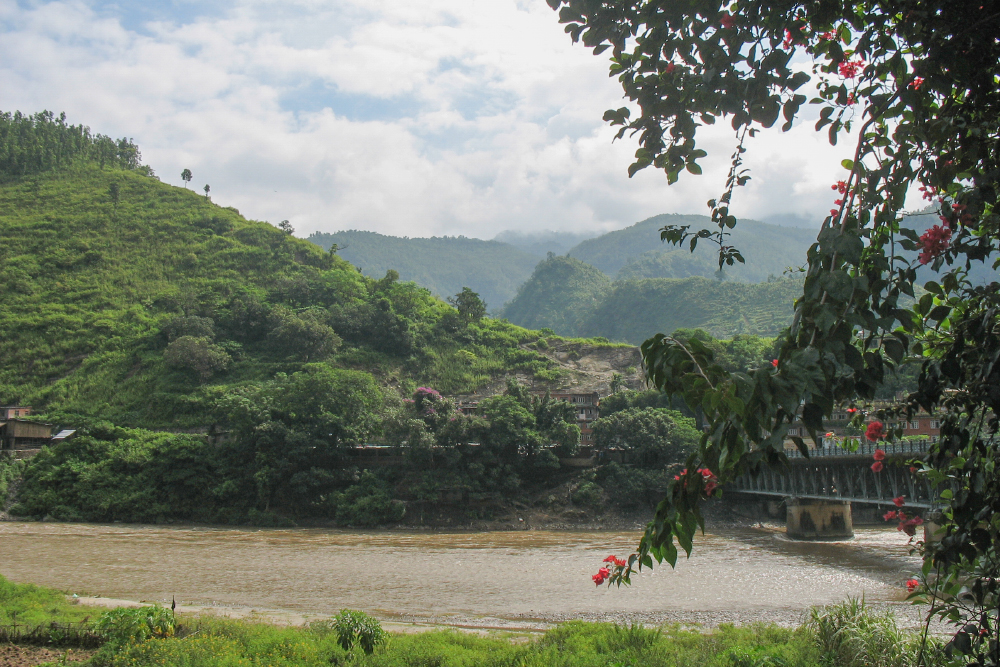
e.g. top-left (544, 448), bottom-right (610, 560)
top-left (0, 574), bottom-right (949, 667)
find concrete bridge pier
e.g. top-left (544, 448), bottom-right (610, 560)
top-left (786, 498), bottom-right (854, 539)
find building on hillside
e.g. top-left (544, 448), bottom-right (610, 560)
top-left (0, 419), bottom-right (54, 452)
top-left (0, 405), bottom-right (32, 419)
top-left (542, 391), bottom-right (601, 447)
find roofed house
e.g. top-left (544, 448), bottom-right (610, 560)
top-left (0, 405), bottom-right (32, 419)
top-left (1, 419), bottom-right (54, 453)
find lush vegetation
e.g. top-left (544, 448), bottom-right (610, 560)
top-left (0, 111), bottom-right (632, 525)
top-left (502, 254), bottom-right (803, 342)
top-left (550, 0), bottom-right (1000, 661)
top-left (500, 255), bottom-right (612, 335)
top-left (306, 230), bottom-right (542, 312)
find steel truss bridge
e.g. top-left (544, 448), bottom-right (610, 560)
top-left (730, 440), bottom-right (936, 508)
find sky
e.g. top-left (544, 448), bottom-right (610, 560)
top-left (0, 0), bottom-right (860, 239)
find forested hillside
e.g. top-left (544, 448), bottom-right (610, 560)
top-left (568, 214), bottom-right (816, 281)
top-left (306, 230), bottom-right (540, 310)
top-left (0, 111), bottom-right (643, 526)
top-left (499, 255), bottom-right (611, 334)
top-left (501, 255), bottom-right (801, 343)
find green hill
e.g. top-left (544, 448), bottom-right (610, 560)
top-left (306, 230), bottom-right (541, 310)
top-left (575, 277), bottom-right (802, 343)
top-left (569, 213), bottom-right (817, 281)
top-left (501, 255), bottom-right (801, 343)
top-left (0, 117), bottom-right (579, 429)
top-left (500, 255), bottom-right (612, 334)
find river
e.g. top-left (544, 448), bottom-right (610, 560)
top-left (0, 522), bottom-right (922, 629)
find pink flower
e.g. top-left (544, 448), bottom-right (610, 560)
top-left (838, 59), bottom-right (865, 78)
top-left (893, 496), bottom-right (905, 507)
top-left (866, 421), bottom-right (885, 442)
top-left (871, 461), bottom-right (884, 473)
top-left (918, 225), bottom-right (952, 264)
top-left (883, 510), bottom-right (897, 520)
top-left (906, 579), bottom-right (919, 592)
top-left (719, 13), bottom-right (735, 29)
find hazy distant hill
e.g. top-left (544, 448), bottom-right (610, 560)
top-left (493, 229), bottom-right (598, 257)
top-left (569, 214), bottom-right (817, 282)
top-left (501, 254), bottom-right (801, 343)
top-left (307, 230), bottom-right (541, 310)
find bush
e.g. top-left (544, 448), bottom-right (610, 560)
top-left (94, 605), bottom-right (175, 645)
top-left (163, 335), bottom-right (231, 381)
top-left (322, 609), bottom-right (387, 654)
top-left (807, 598), bottom-right (927, 667)
top-left (572, 481), bottom-right (603, 507)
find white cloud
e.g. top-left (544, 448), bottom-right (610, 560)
top-left (0, 0), bottom-right (857, 240)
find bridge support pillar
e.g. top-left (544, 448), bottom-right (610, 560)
top-left (786, 498), bottom-right (853, 539)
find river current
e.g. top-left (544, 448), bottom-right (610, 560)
top-left (0, 522), bottom-right (921, 628)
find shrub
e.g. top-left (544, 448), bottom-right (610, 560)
top-left (572, 481), bottom-right (603, 507)
top-left (94, 605), bottom-right (175, 646)
top-left (318, 609), bottom-right (387, 654)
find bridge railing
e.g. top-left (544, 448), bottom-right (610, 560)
top-left (786, 438), bottom-right (932, 459)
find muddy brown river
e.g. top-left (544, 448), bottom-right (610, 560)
top-left (0, 522), bottom-right (922, 629)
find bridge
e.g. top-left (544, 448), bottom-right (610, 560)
top-left (729, 439), bottom-right (936, 539)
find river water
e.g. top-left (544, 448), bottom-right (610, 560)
top-left (0, 522), bottom-right (921, 629)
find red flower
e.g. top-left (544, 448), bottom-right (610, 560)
top-left (719, 13), bottom-right (735, 29)
top-left (782, 29), bottom-right (794, 50)
top-left (871, 461), bottom-right (884, 473)
top-left (873, 448), bottom-right (886, 461)
top-left (614, 557), bottom-right (627, 568)
top-left (883, 510), bottom-right (897, 520)
top-left (665, 62), bottom-right (676, 74)
top-left (819, 30), bottom-right (837, 41)
top-left (898, 516), bottom-right (923, 536)
top-left (909, 466), bottom-right (918, 474)
top-left (866, 421), bottom-right (885, 442)
top-left (838, 59), bottom-right (864, 78)
top-left (603, 555), bottom-right (617, 563)
top-left (906, 579), bottom-right (919, 592)
top-left (847, 408), bottom-right (857, 414)
top-left (893, 495), bottom-right (905, 507)
top-left (918, 224), bottom-right (952, 264)
top-left (771, 359), bottom-right (779, 368)
top-left (908, 77), bottom-right (924, 90)
top-left (592, 566), bottom-right (611, 585)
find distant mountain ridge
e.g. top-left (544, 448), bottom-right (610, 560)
top-left (567, 213), bottom-right (818, 282)
top-left (500, 255), bottom-right (801, 343)
top-left (307, 230), bottom-right (541, 311)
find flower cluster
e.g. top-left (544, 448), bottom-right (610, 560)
top-left (918, 184), bottom-right (938, 201)
top-left (866, 421), bottom-right (885, 442)
top-left (883, 496), bottom-right (924, 537)
top-left (918, 224), bottom-right (952, 265)
top-left (906, 578), bottom-right (920, 593)
top-left (838, 59), bottom-right (864, 78)
top-left (908, 76), bottom-right (924, 90)
top-left (592, 555), bottom-right (628, 586)
top-left (818, 30), bottom-right (837, 41)
top-left (782, 29), bottom-right (795, 50)
top-left (673, 468), bottom-right (719, 496)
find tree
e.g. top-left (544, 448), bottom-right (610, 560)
top-left (278, 219), bottom-right (294, 235)
top-left (203, 184), bottom-right (210, 197)
top-left (448, 287), bottom-right (487, 323)
top-left (181, 168), bottom-right (192, 188)
top-left (163, 336), bottom-right (231, 381)
top-left (550, 0), bottom-right (1000, 658)
top-left (592, 407), bottom-right (699, 468)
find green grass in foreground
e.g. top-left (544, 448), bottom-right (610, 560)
top-left (0, 575), bottom-right (946, 667)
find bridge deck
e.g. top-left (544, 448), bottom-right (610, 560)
top-left (731, 439), bottom-right (936, 508)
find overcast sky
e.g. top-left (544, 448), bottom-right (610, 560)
top-left (1, 0), bottom-right (861, 239)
